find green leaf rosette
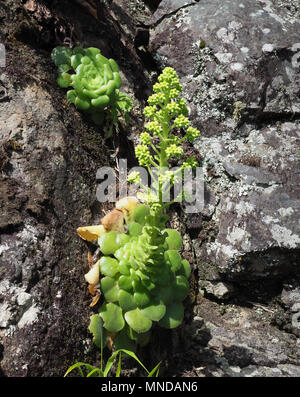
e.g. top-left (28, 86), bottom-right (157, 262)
top-left (51, 46), bottom-right (132, 126)
top-left (89, 204), bottom-right (191, 350)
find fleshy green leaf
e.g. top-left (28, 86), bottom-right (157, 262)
top-left (164, 229), bottom-right (183, 250)
top-left (141, 302), bottom-right (166, 322)
top-left (128, 222), bottom-right (143, 237)
top-left (51, 46), bottom-right (72, 66)
top-left (116, 233), bottom-right (131, 247)
top-left (118, 275), bottom-right (133, 292)
top-left (131, 205), bottom-right (150, 225)
top-left (118, 260), bottom-right (131, 276)
top-left (58, 63), bottom-right (72, 73)
top-left (88, 314), bottom-right (105, 348)
top-left (164, 249), bottom-right (182, 273)
top-left (177, 259), bottom-right (191, 278)
top-left (99, 302), bottom-right (125, 333)
top-left (57, 73), bottom-right (72, 88)
top-left (118, 289), bottom-right (137, 312)
top-left (158, 302), bottom-right (184, 329)
top-left (100, 276), bottom-right (119, 302)
top-left (126, 326), bottom-right (151, 346)
top-left (113, 328), bottom-right (136, 352)
top-left (141, 278), bottom-right (156, 292)
top-left (99, 256), bottom-right (119, 278)
top-left (66, 89), bottom-right (77, 104)
top-left (132, 280), bottom-right (151, 307)
top-left (173, 275), bottom-right (189, 301)
top-left (98, 231), bottom-right (119, 255)
top-left (124, 308), bottom-right (152, 334)
top-left (154, 285), bottom-right (173, 305)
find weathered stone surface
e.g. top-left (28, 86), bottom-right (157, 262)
top-left (193, 122), bottom-right (300, 281)
top-left (184, 297), bottom-right (300, 377)
top-left (150, 0), bottom-right (198, 25)
top-left (281, 279), bottom-right (300, 308)
top-left (199, 281), bottom-right (234, 300)
top-left (147, 0), bottom-right (300, 376)
top-left (150, 0), bottom-right (300, 135)
top-left (1, 0), bottom-right (300, 378)
top-left (150, 0), bottom-right (300, 282)
top-left (0, 0), bottom-right (114, 376)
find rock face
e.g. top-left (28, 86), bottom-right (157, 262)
top-left (193, 122), bottom-right (300, 282)
top-left (1, 0), bottom-right (300, 377)
top-left (150, 0), bottom-right (300, 127)
top-left (0, 0), bottom-right (117, 376)
top-left (0, 0), bottom-right (153, 377)
top-left (149, 0), bottom-right (300, 280)
top-left (148, 0), bottom-right (300, 376)
top-left (184, 297), bottom-right (300, 377)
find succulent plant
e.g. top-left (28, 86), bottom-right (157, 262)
top-left (51, 46), bottom-right (133, 136)
top-left (77, 67), bottom-right (199, 350)
top-left (78, 198), bottom-right (191, 349)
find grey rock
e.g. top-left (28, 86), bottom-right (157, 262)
top-left (292, 303), bottom-right (300, 313)
top-left (186, 298), bottom-right (300, 376)
top-left (193, 118), bottom-right (300, 282)
top-left (223, 161), bottom-right (282, 186)
top-left (277, 364), bottom-right (300, 377)
top-left (150, 0), bottom-right (198, 25)
top-left (281, 281), bottom-right (300, 308)
top-left (0, 303), bottom-right (13, 328)
top-left (150, 0), bottom-right (300, 134)
top-left (0, 0), bottom-right (115, 376)
top-left (149, 0), bottom-right (300, 376)
top-left (16, 291), bottom-right (32, 307)
top-left (199, 280), bottom-right (234, 300)
top-left (150, 0), bottom-right (300, 281)
top-left (17, 305), bottom-right (40, 329)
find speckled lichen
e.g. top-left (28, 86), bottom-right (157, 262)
top-left (189, 43), bottom-right (236, 124)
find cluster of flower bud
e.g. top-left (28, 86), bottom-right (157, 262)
top-left (130, 67), bottom-right (201, 211)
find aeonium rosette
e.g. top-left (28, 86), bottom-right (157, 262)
top-left (77, 196), bottom-right (191, 351)
top-left (51, 46), bottom-right (132, 133)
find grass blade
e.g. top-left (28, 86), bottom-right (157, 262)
top-left (87, 368), bottom-right (104, 377)
top-left (64, 362), bottom-right (95, 377)
top-left (147, 361), bottom-right (161, 377)
top-left (103, 351), bottom-right (120, 377)
top-left (116, 352), bottom-right (122, 377)
top-left (117, 349), bottom-right (150, 375)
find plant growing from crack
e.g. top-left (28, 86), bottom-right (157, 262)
top-left (65, 316), bottom-right (160, 377)
top-left (77, 67), bottom-right (200, 351)
top-left (51, 46), bottom-right (133, 138)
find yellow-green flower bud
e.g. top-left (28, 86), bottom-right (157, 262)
top-left (182, 157), bottom-right (198, 169)
top-left (177, 98), bottom-right (189, 115)
top-left (135, 145), bottom-right (152, 167)
top-left (127, 171), bottom-right (141, 184)
top-left (169, 88), bottom-right (181, 98)
top-left (147, 92), bottom-right (166, 105)
top-left (166, 102), bottom-right (181, 116)
top-left (140, 132), bottom-right (152, 145)
top-left (174, 114), bottom-right (190, 128)
top-left (143, 105), bottom-right (157, 119)
top-left (153, 81), bottom-right (169, 93)
top-left (166, 144), bottom-right (184, 159)
top-left (185, 126), bottom-right (200, 142)
top-left (145, 120), bottom-right (163, 136)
